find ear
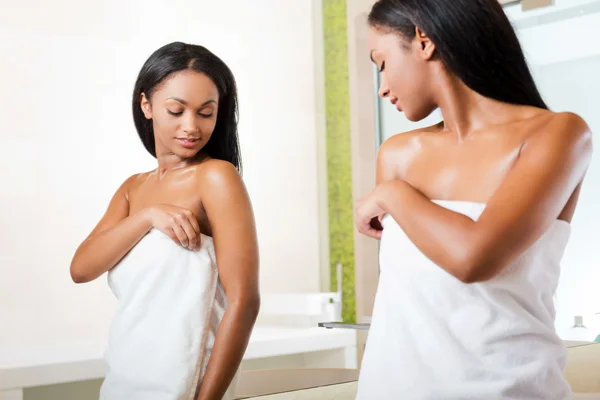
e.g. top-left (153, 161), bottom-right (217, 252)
top-left (414, 26), bottom-right (436, 61)
top-left (140, 92), bottom-right (152, 120)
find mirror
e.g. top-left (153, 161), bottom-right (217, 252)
top-left (371, 0), bottom-right (600, 341)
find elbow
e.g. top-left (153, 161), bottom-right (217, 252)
top-left (449, 250), bottom-right (495, 284)
top-left (246, 293), bottom-right (261, 320)
top-left (231, 292), bottom-right (261, 322)
top-left (70, 267), bottom-right (87, 284)
top-left (455, 264), bottom-right (499, 285)
top-left (455, 269), bottom-right (482, 284)
top-left (70, 258), bottom-right (91, 284)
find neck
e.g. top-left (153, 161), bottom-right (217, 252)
top-left (154, 146), bottom-right (202, 176)
top-left (156, 154), bottom-right (191, 173)
top-left (433, 71), bottom-right (537, 140)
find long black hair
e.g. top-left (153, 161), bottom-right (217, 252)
top-left (368, 0), bottom-right (548, 110)
top-left (132, 41), bottom-right (242, 173)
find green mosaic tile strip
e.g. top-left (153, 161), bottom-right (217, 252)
top-left (322, 0), bottom-right (356, 323)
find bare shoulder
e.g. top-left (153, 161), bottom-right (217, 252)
top-left (116, 172), bottom-right (145, 198)
top-left (543, 111), bottom-right (590, 136)
top-left (380, 123), bottom-right (443, 157)
top-left (194, 158), bottom-right (242, 188)
top-left (191, 159), bottom-right (248, 209)
top-left (524, 111), bottom-right (592, 155)
top-left (192, 159), bottom-right (253, 224)
top-left (377, 123), bottom-right (442, 181)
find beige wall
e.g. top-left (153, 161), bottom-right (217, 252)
top-left (345, 0), bottom-right (379, 362)
top-left (565, 343), bottom-right (600, 393)
top-left (0, 0), bottom-right (324, 345)
top-left (312, 0), bottom-right (332, 292)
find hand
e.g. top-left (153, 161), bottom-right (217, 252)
top-left (355, 185), bottom-right (387, 240)
top-left (143, 205), bottom-right (202, 250)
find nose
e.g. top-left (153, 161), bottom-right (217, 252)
top-left (378, 77), bottom-right (390, 99)
top-left (182, 114), bottom-right (199, 134)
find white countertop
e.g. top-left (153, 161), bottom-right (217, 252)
top-left (0, 327), bottom-right (356, 391)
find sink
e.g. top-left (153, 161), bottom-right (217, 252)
top-left (318, 321), bottom-right (370, 330)
top-left (318, 316), bottom-right (371, 330)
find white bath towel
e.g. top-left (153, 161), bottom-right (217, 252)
top-left (100, 229), bottom-right (237, 400)
top-left (357, 200), bottom-right (572, 399)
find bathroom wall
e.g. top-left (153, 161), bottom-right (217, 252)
top-left (0, 0), bottom-right (325, 344)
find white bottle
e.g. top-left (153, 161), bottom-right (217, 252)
top-left (323, 297), bottom-right (334, 321)
top-left (570, 315), bottom-right (592, 342)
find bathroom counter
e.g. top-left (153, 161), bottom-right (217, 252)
top-left (235, 368), bottom-right (358, 399)
top-left (0, 327), bottom-right (356, 400)
top-left (242, 382), bottom-right (357, 400)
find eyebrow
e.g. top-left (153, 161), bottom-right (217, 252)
top-left (369, 50), bottom-right (376, 64)
top-left (167, 97), bottom-right (216, 107)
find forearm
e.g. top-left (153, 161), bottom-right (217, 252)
top-left (196, 299), bottom-right (259, 400)
top-left (378, 181), bottom-right (480, 282)
top-left (70, 210), bottom-right (152, 283)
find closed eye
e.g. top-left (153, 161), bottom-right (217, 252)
top-left (167, 109), bottom-right (213, 117)
top-left (379, 61), bottom-right (385, 72)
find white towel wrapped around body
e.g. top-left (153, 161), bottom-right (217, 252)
top-left (357, 200), bottom-right (572, 399)
top-left (100, 229), bottom-right (237, 400)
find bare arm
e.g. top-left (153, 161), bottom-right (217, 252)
top-left (370, 112), bottom-right (592, 283)
top-left (69, 175), bottom-right (153, 283)
top-left (70, 173), bottom-right (203, 283)
top-left (195, 161), bottom-right (260, 400)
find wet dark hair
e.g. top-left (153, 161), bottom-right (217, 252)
top-left (132, 41), bottom-right (242, 172)
top-left (368, 0), bottom-right (548, 110)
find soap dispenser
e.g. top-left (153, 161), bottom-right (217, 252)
top-left (595, 312), bottom-right (600, 342)
top-left (570, 315), bottom-right (592, 341)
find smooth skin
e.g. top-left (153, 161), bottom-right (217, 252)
top-left (70, 70), bottom-right (259, 400)
top-left (355, 26), bottom-right (593, 283)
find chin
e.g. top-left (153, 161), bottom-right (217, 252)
top-left (173, 148), bottom-right (201, 159)
top-left (405, 107), bottom-right (435, 123)
top-left (403, 110), bottom-right (422, 122)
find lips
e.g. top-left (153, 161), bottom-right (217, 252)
top-left (176, 137), bottom-right (200, 148)
top-left (390, 98), bottom-right (402, 111)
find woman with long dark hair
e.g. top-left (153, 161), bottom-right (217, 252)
top-left (70, 42), bottom-right (259, 399)
top-left (355, 0), bottom-right (592, 398)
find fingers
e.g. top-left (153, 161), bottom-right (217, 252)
top-left (355, 210), bottom-right (383, 240)
top-left (369, 227), bottom-right (383, 240)
top-left (189, 218), bottom-right (201, 237)
top-left (168, 209), bottom-right (201, 250)
top-left (170, 223), bottom-right (189, 248)
top-left (184, 210), bottom-right (201, 250)
top-left (151, 205), bottom-right (202, 250)
top-left (165, 230), bottom-right (180, 245)
top-left (178, 214), bottom-right (200, 250)
top-left (357, 220), bottom-right (383, 240)
top-left (361, 226), bottom-right (382, 239)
